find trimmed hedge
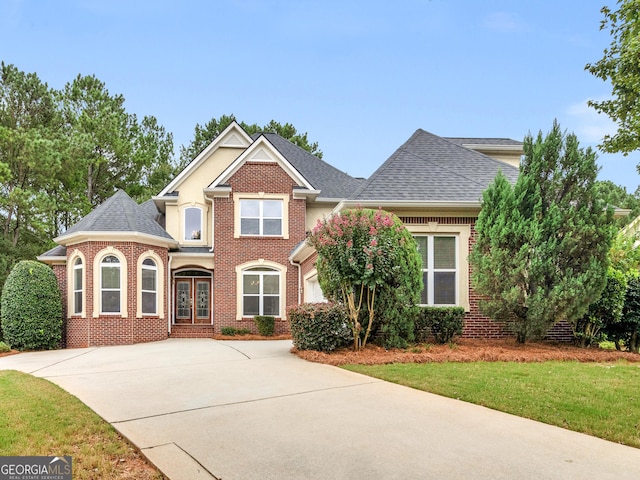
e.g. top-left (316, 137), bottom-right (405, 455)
top-left (1, 260), bottom-right (62, 350)
top-left (253, 315), bottom-right (275, 336)
top-left (221, 327), bottom-right (252, 336)
top-left (288, 303), bottom-right (352, 352)
top-left (415, 306), bottom-right (465, 344)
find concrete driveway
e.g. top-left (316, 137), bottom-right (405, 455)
top-left (1, 339), bottom-right (639, 480)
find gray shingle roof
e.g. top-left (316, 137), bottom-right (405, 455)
top-left (39, 244), bottom-right (67, 258)
top-left (351, 129), bottom-right (520, 202)
top-left (255, 133), bottom-right (365, 199)
top-left (62, 190), bottom-right (175, 240)
top-left (445, 137), bottom-right (523, 147)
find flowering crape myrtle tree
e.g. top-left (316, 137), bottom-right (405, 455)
top-left (308, 208), bottom-right (422, 351)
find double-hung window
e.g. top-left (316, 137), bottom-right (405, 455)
top-left (240, 200), bottom-right (283, 236)
top-left (242, 267), bottom-right (280, 316)
top-left (73, 257), bottom-right (83, 315)
top-left (141, 258), bottom-right (157, 315)
top-left (101, 255), bottom-right (121, 314)
top-left (415, 235), bottom-right (457, 305)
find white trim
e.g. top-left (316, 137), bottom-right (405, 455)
top-left (158, 121), bottom-right (252, 196)
top-left (182, 204), bottom-right (205, 243)
top-left (234, 193), bottom-right (289, 239)
top-left (93, 247), bottom-right (128, 317)
top-left (68, 250), bottom-right (86, 318)
top-left (137, 251), bottom-right (165, 318)
top-left (409, 224), bottom-right (471, 312)
top-left (55, 231), bottom-right (178, 249)
top-left (234, 260), bottom-right (287, 320)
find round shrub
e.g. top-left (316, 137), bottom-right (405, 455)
top-left (1, 260), bottom-right (62, 350)
top-left (288, 303), bottom-right (352, 352)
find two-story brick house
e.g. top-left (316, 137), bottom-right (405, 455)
top-left (39, 121), bottom-right (528, 348)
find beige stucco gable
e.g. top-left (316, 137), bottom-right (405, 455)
top-left (156, 122), bottom-right (254, 246)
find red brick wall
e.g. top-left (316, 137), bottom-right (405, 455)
top-left (63, 241), bottom-right (169, 347)
top-left (213, 162), bottom-right (307, 335)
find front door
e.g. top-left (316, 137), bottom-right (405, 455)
top-left (175, 278), bottom-right (211, 324)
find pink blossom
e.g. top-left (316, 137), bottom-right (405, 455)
top-left (370, 239), bottom-right (378, 247)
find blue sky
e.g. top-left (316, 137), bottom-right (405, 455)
top-left (2, 0), bottom-right (638, 192)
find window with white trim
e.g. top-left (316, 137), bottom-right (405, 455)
top-left (184, 207), bottom-right (202, 241)
top-left (141, 258), bottom-right (157, 315)
top-left (242, 267), bottom-right (280, 316)
top-left (73, 257), bottom-right (83, 315)
top-left (101, 255), bottom-right (121, 313)
top-left (415, 235), bottom-right (457, 305)
top-left (240, 199), bottom-right (282, 236)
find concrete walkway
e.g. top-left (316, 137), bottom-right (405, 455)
top-left (1, 339), bottom-right (638, 479)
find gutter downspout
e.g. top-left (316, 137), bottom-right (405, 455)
top-left (209, 198), bottom-right (215, 253)
top-left (289, 257), bottom-right (302, 305)
top-left (167, 255), bottom-right (172, 336)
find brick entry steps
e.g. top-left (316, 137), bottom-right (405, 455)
top-left (170, 324), bottom-right (215, 338)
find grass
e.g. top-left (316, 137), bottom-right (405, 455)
top-left (344, 360), bottom-right (640, 448)
top-left (0, 370), bottom-right (164, 479)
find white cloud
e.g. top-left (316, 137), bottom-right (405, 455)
top-left (565, 99), bottom-right (617, 144)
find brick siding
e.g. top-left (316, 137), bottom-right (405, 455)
top-left (63, 241), bottom-right (169, 347)
top-left (212, 162), bottom-right (307, 335)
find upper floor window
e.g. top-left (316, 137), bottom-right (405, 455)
top-left (240, 199), bottom-right (282, 236)
top-left (415, 235), bottom-right (457, 306)
top-left (184, 207), bottom-right (202, 241)
top-left (101, 255), bottom-right (121, 314)
top-left (141, 258), bottom-right (157, 315)
top-left (73, 257), bottom-right (83, 315)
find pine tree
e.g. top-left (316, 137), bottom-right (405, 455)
top-left (471, 121), bottom-right (615, 343)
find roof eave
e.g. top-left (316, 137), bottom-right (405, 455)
top-left (55, 231), bottom-right (178, 248)
top-left (37, 255), bottom-right (66, 265)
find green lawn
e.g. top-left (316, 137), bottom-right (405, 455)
top-left (344, 361), bottom-right (640, 448)
top-left (0, 370), bottom-right (163, 479)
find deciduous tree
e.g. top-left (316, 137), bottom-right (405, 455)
top-left (586, 0), bottom-right (640, 155)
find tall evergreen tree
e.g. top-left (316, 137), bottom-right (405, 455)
top-left (470, 121), bottom-right (615, 343)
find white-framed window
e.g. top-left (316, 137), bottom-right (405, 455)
top-left (240, 199), bottom-right (283, 236)
top-left (141, 258), bottom-right (157, 315)
top-left (184, 206), bottom-right (202, 241)
top-left (415, 235), bottom-right (457, 305)
top-left (101, 255), bottom-right (121, 314)
top-left (242, 267), bottom-right (280, 316)
top-left (73, 257), bottom-right (83, 315)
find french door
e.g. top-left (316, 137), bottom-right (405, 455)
top-left (175, 278), bottom-right (211, 324)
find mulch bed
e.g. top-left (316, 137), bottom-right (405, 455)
top-left (292, 338), bottom-right (640, 366)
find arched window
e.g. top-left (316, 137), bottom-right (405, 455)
top-left (184, 207), bottom-right (202, 241)
top-left (101, 255), bottom-right (121, 314)
top-left (242, 267), bottom-right (280, 316)
top-left (73, 257), bottom-right (83, 315)
top-left (141, 258), bottom-right (157, 315)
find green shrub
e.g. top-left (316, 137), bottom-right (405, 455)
top-left (605, 270), bottom-right (640, 353)
top-left (253, 315), bottom-right (275, 336)
top-left (574, 267), bottom-right (626, 347)
top-left (1, 260), bottom-right (62, 350)
top-left (221, 326), bottom-right (252, 336)
top-left (288, 303), bottom-right (352, 352)
top-left (0, 341), bottom-right (11, 353)
top-left (415, 307), bottom-right (465, 344)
